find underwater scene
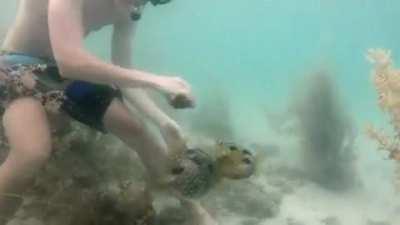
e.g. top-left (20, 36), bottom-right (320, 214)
top-left (1, 0), bottom-right (400, 224)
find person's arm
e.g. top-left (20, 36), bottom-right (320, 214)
top-left (48, 0), bottom-right (192, 100)
top-left (111, 20), bottom-right (186, 157)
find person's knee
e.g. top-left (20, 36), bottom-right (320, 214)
top-left (4, 97), bottom-right (43, 115)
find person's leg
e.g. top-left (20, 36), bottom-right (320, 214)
top-left (103, 99), bottom-right (170, 180)
top-left (61, 81), bottom-right (173, 180)
top-left (0, 98), bottom-right (52, 222)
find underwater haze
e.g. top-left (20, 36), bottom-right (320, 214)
top-left (2, 0), bottom-right (400, 225)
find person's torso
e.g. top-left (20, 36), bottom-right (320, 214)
top-left (2, 0), bottom-right (125, 59)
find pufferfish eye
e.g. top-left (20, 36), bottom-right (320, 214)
top-left (242, 149), bottom-right (252, 155)
top-left (229, 145), bottom-right (238, 151)
top-left (242, 158), bottom-right (252, 164)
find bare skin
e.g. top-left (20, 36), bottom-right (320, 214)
top-left (0, 97), bottom-right (52, 220)
top-left (0, 0), bottom-right (197, 221)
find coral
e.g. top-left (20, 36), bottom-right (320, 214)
top-left (366, 49), bottom-right (400, 190)
top-left (365, 124), bottom-right (400, 159)
top-left (367, 49), bottom-right (400, 112)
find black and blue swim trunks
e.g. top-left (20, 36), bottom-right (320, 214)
top-left (0, 52), bottom-right (121, 132)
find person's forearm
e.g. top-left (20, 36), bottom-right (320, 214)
top-left (122, 88), bottom-right (173, 127)
top-left (56, 48), bottom-right (161, 89)
top-left (111, 22), bottom-right (174, 127)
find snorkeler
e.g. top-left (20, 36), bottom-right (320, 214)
top-left (0, 0), bottom-right (195, 222)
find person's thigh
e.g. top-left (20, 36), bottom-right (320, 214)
top-left (0, 97), bottom-right (52, 220)
top-left (3, 97), bottom-right (52, 164)
top-left (103, 99), bottom-right (145, 138)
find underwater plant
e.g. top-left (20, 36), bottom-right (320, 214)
top-left (365, 49), bottom-right (400, 189)
top-left (291, 70), bottom-right (359, 191)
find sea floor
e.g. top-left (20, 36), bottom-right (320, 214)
top-left (1, 123), bottom-right (399, 225)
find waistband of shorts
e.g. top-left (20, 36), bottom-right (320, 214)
top-left (0, 50), bottom-right (64, 83)
top-left (0, 50), bottom-right (56, 66)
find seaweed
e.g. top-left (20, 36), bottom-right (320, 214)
top-left (291, 70), bottom-right (359, 191)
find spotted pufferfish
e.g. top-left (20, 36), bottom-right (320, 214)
top-left (170, 141), bottom-right (256, 198)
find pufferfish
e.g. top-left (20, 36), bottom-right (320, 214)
top-left (170, 141), bottom-right (256, 198)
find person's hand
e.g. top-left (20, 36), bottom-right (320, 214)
top-left (155, 76), bottom-right (195, 109)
